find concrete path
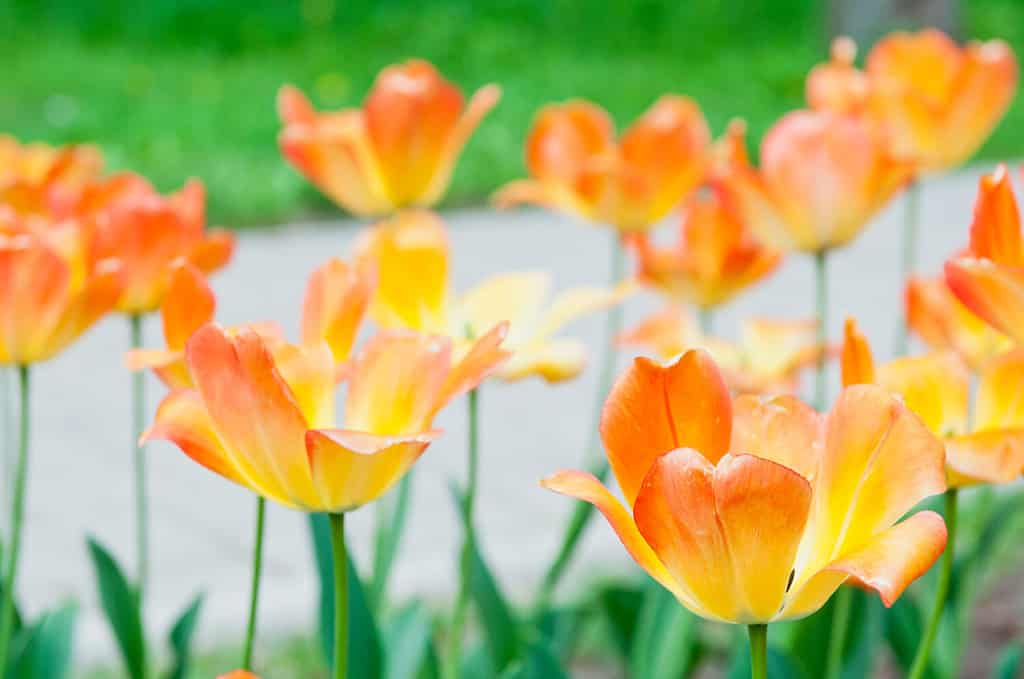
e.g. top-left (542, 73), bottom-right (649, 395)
top-left (11, 165), bottom-right (1008, 664)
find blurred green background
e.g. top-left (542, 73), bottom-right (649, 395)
top-left (0, 0), bottom-right (1021, 227)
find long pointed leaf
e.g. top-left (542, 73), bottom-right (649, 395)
top-left (5, 602), bottom-right (76, 679)
top-left (163, 593), bottom-right (203, 679)
top-left (86, 538), bottom-right (146, 679)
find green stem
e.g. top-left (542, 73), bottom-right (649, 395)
top-left (748, 624), bottom-right (767, 679)
top-left (814, 251), bottom-right (829, 412)
top-left (896, 180), bottom-right (920, 356)
top-left (0, 366), bottom-right (29, 668)
top-left (907, 488), bottom-right (958, 679)
top-left (823, 586), bottom-right (852, 679)
top-left (131, 314), bottom-right (149, 599)
top-left (329, 513), bottom-right (348, 679)
top-left (534, 233), bottom-right (625, 611)
top-left (445, 387), bottom-right (480, 678)
top-left (698, 307), bottom-right (714, 336)
top-left (241, 496), bottom-right (266, 670)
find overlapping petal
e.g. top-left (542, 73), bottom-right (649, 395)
top-left (301, 256), bottom-right (375, 363)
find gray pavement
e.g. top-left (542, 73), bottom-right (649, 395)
top-left (13, 165), bottom-right (1000, 663)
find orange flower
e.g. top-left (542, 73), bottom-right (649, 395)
top-left (806, 37), bottom-right (874, 115)
top-left (0, 216), bottom-right (122, 365)
top-left (905, 274), bottom-right (1009, 370)
top-left (945, 166), bottom-right (1024, 343)
top-left (144, 322), bottom-right (508, 512)
top-left (495, 97), bottom-right (710, 233)
top-left (71, 174), bottom-right (235, 314)
top-left (634, 184), bottom-right (780, 309)
top-left (716, 109), bottom-right (912, 253)
top-left (355, 210), bottom-right (626, 382)
top-left (866, 29), bottom-right (1018, 172)
top-left (278, 60), bottom-right (500, 217)
top-left (543, 350), bottom-right (946, 623)
top-left (217, 672), bottom-right (258, 679)
top-left (842, 317), bottom-right (1024, 487)
top-left (618, 306), bottom-right (824, 395)
top-left (0, 136), bottom-right (102, 219)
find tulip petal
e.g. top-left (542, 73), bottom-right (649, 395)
top-left (969, 165), bottom-right (1023, 266)
top-left (730, 394), bottom-right (822, 481)
top-left (497, 337), bottom-right (587, 383)
top-left (945, 256), bottom-right (1024, 344)
top-left (974, 348), bottom-right (1024, 430)
top-left (162, 262), bottom-right (215, 350)
top-left (876, 353), bottom-right (969, 437)
top-left (189, 230), bottom-right (236, 275)
top-left (306, 428), bottom-right (439, 512)
top-left (840, 317), bottom-right (875, 387)
top-left (45, 259), bottom-right (123, 364)
top-left (617, 305), bottom-right (695, 360)
top-left (271, 341), bottom-right (337, 430)
top-left (945, 430), bottom-right (1024, 486)
top-left (600, 350), bottom-right (732, 505)
top-left (456, 271), bottom-right (549, 343)
top-left (300, 257), bottom-right (375, 363)
top-left (825, 510), bottom-right (947, 607)
top-left (436, 322), bottom-right (510, 404)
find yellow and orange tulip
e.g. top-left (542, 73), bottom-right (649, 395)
top-left (806, 37), bottom-right (873, 116)
top-left (0, 216), bottom-right (122, 365)
top-left (71, 174), bottom-right (235, 314)
top-left (633, 184), bottom-right (780, 310)
top-left (495, 97), bottom-right (710, 233)
top-left (278, 60), bottom-right (500, 217)
top-left (716, 109), bottom-right (913, 253)
top-left (842, 317), bottom-right (1024, 487)
top-left (0, 136), bottom-right (103, 219)
top-left (618, 306), bottom-right (824, 395)
top-left (145, 322), bottom-right (509, 512)
top-left (355, 210), bottom-right (625, 382)
top-left (945, 165), bottom-right (1024, 344)
top-left (543, 350), bottom-right (946, 623)
top-left (866, 29), bottom-right (1018, 172)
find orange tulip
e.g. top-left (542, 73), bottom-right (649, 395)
top-left (495, 97), bottom-right (710, 233)
top-left (355, 210), bottom-right (626, 382)
top-left (633, 184), bottom-right (780, 309)
top-left (716, 109), bottom-right (913, 253)
top-left (842, 317), bottom-right (1024, 487)
top-left (945, 165), bottom-right (1024, 344)
top-left (278, 60), bottom-right (500, 217)
top-left (145, 322), bottom-right (508, 512)
top-left (0, 216), bottom-right (121, 365)
top-left (905, 274), bottom-right (1009, 370)
top-left (70, 173), bottom-right (235, 314)
top-left (543, 350), bottom-right (946, 622)
top-left (618, 306), bottom-right (824, 395)
top-left (866, 29), bottom-right (1018, 172)
top-left (806, 37), bottom-right (873, 116)
top-left (0, 136), bottom-right (102, 219)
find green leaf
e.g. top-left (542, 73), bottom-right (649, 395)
top-left (308, 513), bottom-right (383, 679)
top-left (371, 474), bottom-right (414, 613)
top-left (595, 580), bottom-right (645, 659)
top-left (993, 642), bottom-right (1023, 679)
top-left (499, 640), bottom-right (569, 679)
top-left (630, 583), bottom-right (702, 679)
top-left (533, 605), bottom-right (585, 662)
top-left (86, 537), bottom-right (146, 679)
top-left (460, 642), bottom-right (497, 679)
top-left (469, 536), bottom-right (520, 671)
top-left (5, 602), bottom-right (76, 679)
top-left (163, 593), bottom-right (203, 679)
top-left (383, 602), bottom-right (437, 679)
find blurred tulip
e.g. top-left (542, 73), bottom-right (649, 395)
top-left (355, 210), bottom-right (625, 382)
top-left (905, 274), bottom-right (1009, 370)
top-left (543, 349), bottom-right (946, 623)
top-left (0, 136), bottom-right (103, 219)
top-left (717, 109), bottom-right (913, 253)
top-left (217, 673), bottom-right (258, 679)
top-left (495, 97), bottom-right (710, 233)
top-left (945, 165), bottom-right (1024, 343)
top-left (618, 306), bottom-right (824, 395)
top-left (633, 184), bottom-right (781, 310)
top-left (867, 29), bottom-right (1018, 172)
top-left (806, 37), bottom-right (873, 115)
top-left (842, 317), bottom-right (1024, 487)
top-left (145, 322), bottom-right (508, 512)
top-left (70, 174), bottom-right (235, 314)
top-left (0, 216), bottom-right (121, 365)
top-left (279, 60), bottom-right (500, 217)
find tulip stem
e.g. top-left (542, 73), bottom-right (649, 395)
top-left (908, 488), bottom-right (958, 679)
top-left (0, 366), bottom-right (30, 669)
top-left (446, 387), bottom-right (480, 678)
top-left (814, 251), bottom-right (829, 411)
top-left (824, 586), bottom-right (852, 679)
top-left (698, 307), bottom-right (713, 335)
top-left (748, 624), bottom-right (767, 679)
top-left (896, 180), bottom-right (920, 357)
top-left (535, 233), bottom-right (625, 611)
top-left (130, 314), bottom-right (149, 600)
top-left (241, 496), bottom-right (266, 670)
top-left (329, 512), bottom-right (348, 679)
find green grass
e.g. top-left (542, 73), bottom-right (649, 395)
top-left (1, 1), bottom-right (1021, 227)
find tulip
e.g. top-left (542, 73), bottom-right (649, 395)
top-left (905, 274), bottom-right (1009, 370)
top-left (495, 97), bottom-right (710, 234)
top-left (633, 184), bottom-right (781, 316)
top-left (0, 136), bottom-right (102, 219)
top-left (0, 217), bottom-right (122, 667)
top-left (946, 165), bottom-right (1024, 344)
top-left (543, 350), bottom-right (946, 675)
top-left (618, 306), bottom-right (824, 396)
top-left (218, 673), bottom-right (258, 679)
top-left (806, 37), bottom-right (873, 116)
top-left (840, 316), bottom-right (1024, 679)
top-left (279, 60), bottom-right (500, 217)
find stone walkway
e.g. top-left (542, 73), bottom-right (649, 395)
top-left (11, 165), bottom-right (1004, 663)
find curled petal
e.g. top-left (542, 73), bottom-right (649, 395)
top-left (437, 322), bottom-right (510, 402)
top-left (975, 348), bottom-right (1024, 430)
top-left (301, 257), bottom-right (375, 363)
top-left (969, 165), bottom-right (1024, 265)
top-left (945, 430), bottom-right (1024, 486)
top-left (840, 317), bottom-right (875, 387)
top-left (945, 256), bottom-right (1024, 344)
top-left (162, 262), bottom-right (216, 350)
